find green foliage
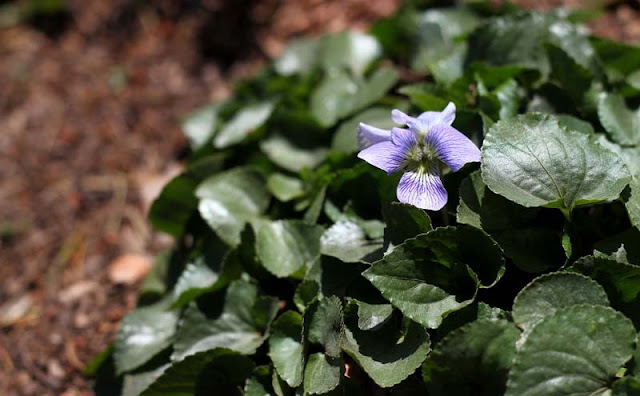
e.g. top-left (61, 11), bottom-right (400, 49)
top-left (97, 2), bottom-right (640, 395)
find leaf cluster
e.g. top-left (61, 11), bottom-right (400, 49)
top-left (91, 2), bottom-right (640, 395)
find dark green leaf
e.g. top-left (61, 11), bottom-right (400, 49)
top-left (269, 312), bottom-right (304, 388)
top-left (196, 168), bottom-right (270, 246)
top-left (570, 255), bottom-right (640, 327)
top-left (624, 180), bottom-right (640, 229)
top-left (172, 281), bottom-right (278, 360)
top-left (310, 68), bottom-right (398, 128)
top-left (382, 202), bottom-right (433, 248)
top-left (171, 248), bottom-right (241, 309)
top-left (612, 376), bottom-right (640, 396)
top-left (506, 305), bottom-right (636, 396)
top-left (331, 107), bottom-right (398, 154)
top-left (512, 272), bottom-right (609, 332)
top-left (320, 31), bottom-right (382, 76)
top-left (254, 220), bottom-right (324, 278)
top-left (303, 353), bottom-right (342, 395)
top-left (363, 226), bottom-right (504, 328)
top-left (266, 173), bottom-right (305, 202)
top-left (320, 219), bottom-right (383, 263)
top-left (342, 304), bottom-right (430, 387)
top-left (213, 101), bottom-right (275, 149)
top-left (481, 113), bottom-right (631, 212)
top-left (260, 135), bottom-right (328, 173)
top-left (424, 319), bottom-right (519, 396)
top-left (122, 364), bottom-right (170, 396)
top-left (181, 104), bottom-right (221, 150)
top-left (114, 298), bottom-right (179, 375)
top-left (140, 349), bottom-right (254, 396)
top-left (245, 366), bottom-right (277, 396)
top-left (274, 38), bottom-right (320, 76)
top-left (598, 93), bottom-right (640, 147)
top-left (354, 300), bottom-right (393, 331)
top-left (304, 296), bottom-right (343, 358)
top-left (412, 7), bottom-right (480, 83)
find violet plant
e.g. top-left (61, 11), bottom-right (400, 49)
top-left (90, 2), bottom-right (640, 396)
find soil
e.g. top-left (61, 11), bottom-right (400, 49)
top-left (0, 0), bottom-right (638, 395)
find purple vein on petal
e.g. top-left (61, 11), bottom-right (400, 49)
top-left (426, 123), bottom-right (480, 172)
top-left (357, 140), bottom-right (409, 175)
top-left (396, 165), bottom-right (448, 210)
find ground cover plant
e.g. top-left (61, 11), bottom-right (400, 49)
top-left (91, 1), bottom-right (640, 394)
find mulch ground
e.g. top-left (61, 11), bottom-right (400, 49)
top-left (0, 0), bottom-right (638, 395)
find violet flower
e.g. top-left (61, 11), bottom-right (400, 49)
top-left (357, 103), bottom-right (480, 210)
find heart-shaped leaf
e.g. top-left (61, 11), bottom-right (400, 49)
top-left (481, 113), bottom-right (631, 212)
top-left (506, 305), bottom-right (636, 396)
top-left (512, 272), bottom-right (609, 332)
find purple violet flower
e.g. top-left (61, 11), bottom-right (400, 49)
top-left (357, 103), bottom-right (480, 210)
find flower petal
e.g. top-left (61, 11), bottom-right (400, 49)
top-left (357, 123), bottom-right (391, 149)
top-left (391, 109), bottom-right (413, 125)
top-left (418, 102), bottom-right (456, 126)
top-left (390, 127), bottom-right (417, 151)
top-left (357, 141), bottom-right (408, 175)
top-left (426, 124), bottom-right (481, 172)
top-left (396, 166), bottom-right (448, 210)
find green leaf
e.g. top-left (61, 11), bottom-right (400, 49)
top-left (148, 176), bottom-right (198, 237)
top-left (320, 31), bottom-right (382, 76)
top-left (467, 12), bottom-right (597, 76)
top-left (310, 68), bottom-right (398, 128)
top-left (613, 376), bottom-right (640, 396)
top-left (274, 38), bottom-right (320, 76)
top-left (172, 281), bottom-right (279, 360)
top-left (122, 364), bottom-right (170, 396)
top-left (245, 366), bottom-right (277, 396)
top-left (348, 68), bottom-right (399, 116)
top-left (354, 300), bottom-right (393, 331)
top-left (303, 353), bottom-right (342, 395)
top-left (196, 168), bottom-right (270, 246)
top-left (598, 93), bottom-right (640, 147)
top-left (171, 247), bottom-right (241, 309)
top-left (310, 70), bottom-right (358, 128)
top-left (571, 255), bottom-right (640, 327)
top-left (149, 154), bottom-right (226, 237)
top-left (546, 44), bottom-right (593, 106)
top-left (363, 226), bottom-right (504, 329)
top-left (423, 319), bottom-right (519, 396)
top-left (304, 296), bottom-right (343, 358)
top-left (267, 173), bottom-right (304, 202)
top-left (624, 180), bottom-right (640, 229)
top-left (254, 220), bottom-right (324, 278)
top-left (214, 101), bottom-right (275, 149)
top-left (512, 272), bottom-right (609, 332)
top-left (331, 107), bottom-right (397, 154)
top-left (412, 7), bottom-right (480, 83)
top-left (320, 219), bottom-right (382, 263)
top-left (382, 202), bottom-right (433, 248)
top-left (260, 135), bottom-right (328, 172)
top-left (592, 37), bottom-right (640, 82)
top-left (140, 349), bottom-right (254, 396)
top-left (481, 113), bottom-right (631, 211)
top-left (506, 305), bottom-right (636, 396)
top-left (114, 298), bottom-right (179, 375)
top-left (342, 304), bottom-right (430, 387)
top-left (556, 114), bottom-right (595, 135)
top-left (269, 312), bottom-right (304, 388)
top-left (398, 83), bottom-right (450, 112)
top-left (181, 104), bottom-right (221, 149)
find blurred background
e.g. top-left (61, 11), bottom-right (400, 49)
top-left (0, 0), bottom-right (638, 395)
